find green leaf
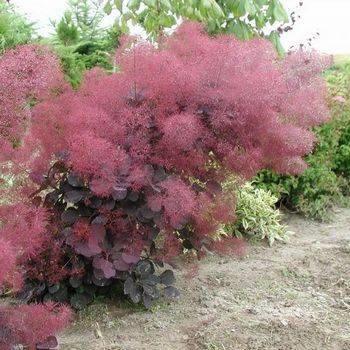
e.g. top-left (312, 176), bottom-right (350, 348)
top-left (183, 6), bottom-right (195, 18)
top-left (211, 1), bottom-right (225, 18)
top-left (121, 15), bottom-right (129, 32)
top-left (201, 0), bottom-right (212, 10)
top-left (104, 1), bottom-right (113, 15)
top-left (160, 0), bottom-right (172, 10)
top-left (254, 12), bottom-right (266, 29)
top-left (144, 13), bottom-right (157, 33)
top-left (159, 14), bottom-right (176, 27)
top-left (123, 11), bottom-right (134, 21)
top-left (266, 1), bottom-right (274, 20)
top-left (144, 0), bottom-right (157, 7)
top-left (128, 0), bottom-right (141, 11)
top-left (269, 31), bottom-right (285, 56)
top-left (230, 0), bottom-right (246, 18)
top-left (207, 19), bottom-right (217, 33)
top-left (272, 0), bottom-right (289, 22)
top-left (114, 0), bottom-right (123, 12)
top-left (229, 20), bottom-right (253, 40)
top-left (255, 0), bottom-right (268, 6)
top-left (244, 0), bottom-right (256, 16)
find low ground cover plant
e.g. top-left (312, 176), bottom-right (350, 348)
top-left (0, 22), bottom-right (330, 348)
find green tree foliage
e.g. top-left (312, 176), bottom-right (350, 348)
top-left (0, 1), bottom-right (34, 53)
top-left (52, 0), bottom-right (121, 87)
top-left (104, 0), bottom-right (289, 54)
top-left (55, 11), bottom-right (79, 46)
top-left (69, 0), bottom-right (105, 41)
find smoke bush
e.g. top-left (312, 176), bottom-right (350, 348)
top-left (0, 203), bottom-right (71, 349)
top-left (0, 22), bottom-right (330, 344)
top-left (0, 44), bottom-right (66, 163)
top-left (0, 45), bottom-right (70, 350)
top-left (0, 303), bottom-right (71, 350)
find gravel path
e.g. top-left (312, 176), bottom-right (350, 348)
top-left (61, 208), bottom-right (350, 350)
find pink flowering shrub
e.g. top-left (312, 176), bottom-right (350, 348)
top-left (0, 303), bottom-right (71, 350)
top-left (0, 44), bottom-right (66, 164)
top-left (0, 203), bottom-right (71, 349)
top-left (0, 45), bottom-right (70, 350)
top-left (0, 22), bottom-right (330, 343)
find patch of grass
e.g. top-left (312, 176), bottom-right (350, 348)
top-left (281, 267), bottom-right (299, 278)
top-left (75, 303), bottom-right (112, 328)
top-left (205, 339), bottom-right (227, 350)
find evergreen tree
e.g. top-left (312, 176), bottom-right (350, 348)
top-left (0, 1), bottom-right (34, 53)
top-left (51, 0), bottom-right (121, 87)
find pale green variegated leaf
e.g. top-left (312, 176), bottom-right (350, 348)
top-left (219, 179), bottom-right (291, 245)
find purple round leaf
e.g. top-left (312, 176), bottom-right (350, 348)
top-left (64, 189), bottom-right (86, 204)
top-left (103, 198), bottom-right (115, 211)
top-left (92, 272), bottom-right (109, 286)
top-left (134, 260), bottom-right (154, 277)
top-left (36, 335), bottom-right (59, 350)
top-left (91, 215), bottom-right (108, 225)
top-left (75, 242), bottom-right (96, 258)
top-left (124, 277), bottom-right (135, 295)
top-left (67, 173), bottom-right (84, 187)
top-left (61, 208), bottom-right (79, 225)
top-left (147, 198), bottom-right (162, 213)
top-left (69, 276), bottom-right (82, 289)
top-left (93, 257), bottom-right (116, 278)
top-left (87, 236), bottom-right (103, 256)
top-left (121, 253), bottom-right (140, 264)
top-left (70, 293), bottom-right (92, 310)
top-left (164, 286), bottom-right (180, 299)
top-left (127, 191), bottom-right (139, 202)
top-left (111, 186), bottom-right (127, 201)
top-left (142, 293), bottom-right (154, 309)
top-left (88, 196), bottom-right (102, 209)
top-left (114, 258), bottom-right (130, 272)
top-left (160, 270), bottom-right (175, 286)
top-left (91, 224), bottom-right (105, 240)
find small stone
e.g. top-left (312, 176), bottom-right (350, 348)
top-left (199, 309), bottom-right (209, 315)
top-left (280, 319), bottom-right (289, 327)
top-left (246, 308), bottom-right (258, 315)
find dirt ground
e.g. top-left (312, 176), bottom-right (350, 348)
top-left (60, 208), bottom-right (350, 350)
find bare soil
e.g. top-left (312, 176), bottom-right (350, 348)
top-left (60, 208), bottom-right (350, 350)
